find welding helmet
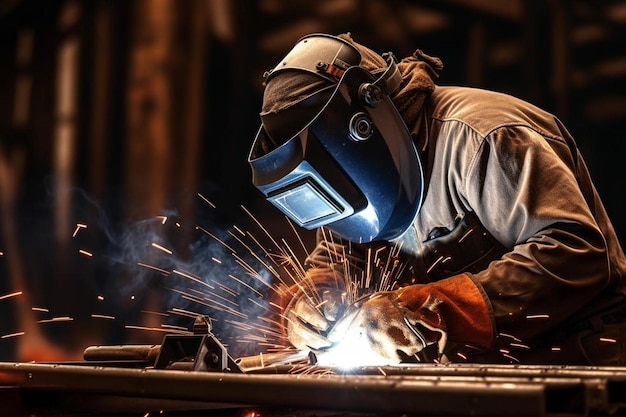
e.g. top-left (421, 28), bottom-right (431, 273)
top-left (248, 34), bottom-right (424, 243)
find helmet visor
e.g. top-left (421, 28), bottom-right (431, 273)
top-left (249, 66), bottom-right (423, 242)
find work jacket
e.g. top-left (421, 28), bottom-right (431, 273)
top-left (307, 85), bottom-right (626, 365)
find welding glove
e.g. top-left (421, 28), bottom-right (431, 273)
top-left (283, 268), bottom-right (348, 351)
top-left (324, 274), bottom-right (493, 365)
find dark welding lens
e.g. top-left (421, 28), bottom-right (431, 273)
top-left (267, 178), bottom-right (345, 228)
top-left (348, 112), bottom-right (374, 142)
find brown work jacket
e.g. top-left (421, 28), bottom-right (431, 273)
top-left (306, 85), bottom-right (626, 365)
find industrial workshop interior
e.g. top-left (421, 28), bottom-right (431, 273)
top-left (1, 0), bottom-right (626, 416)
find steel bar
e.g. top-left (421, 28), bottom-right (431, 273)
top-left (0, 361), bottom-right (598, 417)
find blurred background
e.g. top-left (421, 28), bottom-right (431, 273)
top-left (0, 0), bottom-right (625, 362)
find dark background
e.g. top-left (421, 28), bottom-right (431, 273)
top-left (0, 0), bottom-right (625, 361)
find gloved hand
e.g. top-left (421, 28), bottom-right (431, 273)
top-left (283, 268), bottom-right (348, 351)
top-left (320, 274), bottom-right (493, 366)
top-left (320, 291), bottom-right (444, 365)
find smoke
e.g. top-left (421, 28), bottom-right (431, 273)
top-left (72, 183), bottom-right (305, 358)
top-left (7, 178), bottom-right (301, 359)
top-left (106, 208), bottom-right (280, 354)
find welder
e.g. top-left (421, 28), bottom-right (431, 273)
top-left (248, 33), bottom-right (626, 365)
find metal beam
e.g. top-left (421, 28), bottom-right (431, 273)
top-left (3, 361), bottom-right (626, 416)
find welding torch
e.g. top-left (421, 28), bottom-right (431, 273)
top-left (83, 343), bottom-right (312, 372)
top-left (303, 292), bottom-right (443, 366)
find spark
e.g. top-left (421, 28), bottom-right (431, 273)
top-left (226, 274), bottom-right (263, 298)
top-left (125, 325), bottom-right (189, 334)
top-left (224, 319), bottom-right (255, 331)
top-left (0, 251), bottom-right (3, 256)
top-left (137, 262), bottom-right (170, 275)
top-left (72, 223), bottom-right (87, 237)
top-left (156, 215), bottom-right (168, 224)
top-left (171, 288), bottom-right (201, 302)
top-left (97, 295), bottom-right (104, 301)
top-left (180, 294), bottom-right (247, 319)
top-left (255, 342), bottom-right (291, 350)
top-left (241, 334), bottom-right (274, 343)
top-left (285, 216), bottom-right (310, 258)
top-left (268, 301), bottom-right (282, 310)
top-left (210, 280), bottom-right (239, 297)
top-left (197, 192), bottom-right (216, 208)
top-left (458, 226), bottom-right (475, 243)
top-left (232, 252), bottom-right (279, 290)
top-left (79, 249), bottom-right (93, 257)
top-left (369, 247), bottom-right (385, 290)
top-left (320, 228), bottom-right (343, 266)
top-left (551, 346), bottom-right (561, 351)
top-left (161, 324), bottom-right (188, 331)
top-left (502, 353), bottom-right (520, 362)
top-left (1, 332), bottom-right (25, 339)
top-left (151, 242), bottom-right (172, 255)
top-left (195, 226), bottom-right (238, 253)
top-left (187, 287), bottom-right (213, 299)
top-left (241, 205), bottom-right (283, 253)
top-left (498, 333), bottom-right (523, 342)
top-left (231, 228), bottom-right (304, 288)
top-left (457, 352), bottom-right (468, 360)
top-left (169, 307), bottom-right (204, 319)
top-left (600, 337), bottom-right (617, 343)
top-left (0, 291), bottom-right (22, 300)
top-left (91, 314), bottom-right (115, 320)
top-left (426, 255), bottom-right (449, 274)
top-left (228, 231), bottom-right (284, 286)
top-left (37, 316), bottom-right (74, 324)
top-left (169, 287), bottom-right (229, 308)
top-left (211, 257), bottom-right (222, 264)
top-left (248, 297), bottom-right (277, 315)
top-left (173, 269), bottom-right (212, 289)
top-left (526, 314), bottom-right (550, 319)
top-left (295, 364), bottom-right (331, 377)
top-left (32, 307), bottom-right (49, 312)
top-left (141, 310), bottom-right (170, 317)
top-left (203, 289), bottom-right (239, 307)
top-left (256, 314), bottom-right (285, 331)
top-left (510, 342), bottom-right (530, 349)
top-left (280, 237), bottom-right (308, 282)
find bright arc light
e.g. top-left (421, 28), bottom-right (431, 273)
top-left (314, 332), bottom-right (398, 369)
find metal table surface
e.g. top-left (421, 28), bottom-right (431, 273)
top-left (1, 360), bottom-right (626, 417)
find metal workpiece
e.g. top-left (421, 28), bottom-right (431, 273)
top-left (234, 350), bottom-right (312, 372)
top-left (2, 317), bottom-right (626, 417)
top-left (1, 360), bottom-right (626, 417)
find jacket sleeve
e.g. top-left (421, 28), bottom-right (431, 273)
top-left (465, 124), bottom-right (615, 344)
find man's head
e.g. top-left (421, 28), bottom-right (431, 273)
top-left (248, 33), bottom-right (430, 243)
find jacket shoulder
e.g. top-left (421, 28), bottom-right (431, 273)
top-left (429, 86), bottom-right (563, 139)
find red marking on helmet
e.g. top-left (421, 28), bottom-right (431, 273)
top-left (326, 64), bottom-right (345, 78)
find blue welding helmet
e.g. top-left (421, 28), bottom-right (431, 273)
top-left (248, 34), bottom-right (424, 243)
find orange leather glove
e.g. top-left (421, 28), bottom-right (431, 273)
top-left (320, 274), bottom-right (493, 365)
top-left (282, 268), bottom-right (349, 351)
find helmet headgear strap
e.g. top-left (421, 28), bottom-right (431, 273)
top-left (359, 52), bottom-right (401, 107)
top-left (263, 34), bottom-right (403, 105)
